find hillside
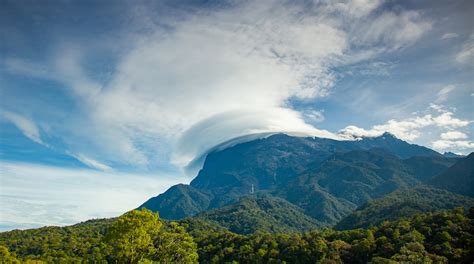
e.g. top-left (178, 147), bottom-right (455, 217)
top-left (189, 195), bottom-right (322, 234)
top-left (193, 207), bottom-right (474, 263)
top-left (140, 133), bottom-right (454, 225)
top-left (0, 218), bottom-right (113, 262)
top-left (430, 153), bottom-right (474, 197)
top-left (335, 186), bottom-right (474, 230)
top-left (140, 184), bottom-right (211, 220)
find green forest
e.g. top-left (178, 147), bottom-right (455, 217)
top-left (1, 207), bottom-right (473, 263)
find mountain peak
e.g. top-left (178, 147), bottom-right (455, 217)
top-left (381, 132), bottom-right (398, 139)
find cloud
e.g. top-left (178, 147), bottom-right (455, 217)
top-left (441, 32), bottom-right (458, 40)
top-left (4, 58), bottom-right (53, 80)
top-left (436, 85), bottom-right (455, 102)
top-left (173, 108), bottom-right (340, 168)
top-left (456, 35), bottom-right (474, 63)
top-left (429, 103), bottom-right (446, 113)
top-left (1, 111), bottom-right (43, 145)
top-left (330, 0), bottom-right (384, 18)
top-left (339, 108), bottom-right (471, 141)
top-left (303, 109), bottom-right (325, 123)
top-left (2, 0), bottom-right (433, 170)
top-left (431, 139), bottom-right (474, 152)
top-left (348, 61), bottom-right (396, 76)
top-left (351, 10), bottom-right (432, 51)
top-left (0, 161), bottom-right (186, 231)
top-left (89, 1), bottom-right (433, 167)
top-left (68, 153), bottom-right (113, 172)
top-left (440, 131), bottom-right (468, 140)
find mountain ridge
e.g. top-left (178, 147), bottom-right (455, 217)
top-left (140, 133), bottom-right (456, 226)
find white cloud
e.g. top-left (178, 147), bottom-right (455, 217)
top-left (351, 10), bottom-right (432, 50)
top-left (89, 1), bottom-right (433, 166)
top-left (1, 111), bottom-right (43, 145)
top-left (304, 109), bottom-right (325, 123)
top-left (429, 103), bottom-right (446, 113)
top-left (173, 108), bottom-right (340, 168)
top-left (436, 85), bottom-right (455, 102)
top-left (440, 131), bottom-right (468, 140)
top-left (68, 153), bottom-right (113, 172)
top-left (0, 161), bottom-right (186, 231)
top-left (2, 0), bottom-right (433, 170)
top-left (338, 125), bottom-right (383, 139)
top-left (441, 32), bottom-right (458, 40)
top-left (339, 108), bottom-right (471, 141)
top-left (431, 139), bottom-right (474, 152)
top-left (432, 112), bottom-right (470, 127)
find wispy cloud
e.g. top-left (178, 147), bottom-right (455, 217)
top-left (456, 35), bottom-right (474, 63)
top-left (67, 152), bottom-right (113, 172)
top-left (436, 85), bottom-right (455, 103)
top-left (1, 111), bottom-right (44, 145)
top-left (441, 32), bottom-right (458, 40)
top-left (0, 161), bottom-right (186, 231)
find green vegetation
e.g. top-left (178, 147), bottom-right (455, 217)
top-left (1, 208), bottom-right (472, 263)
top-left (430, 153), bottom-right (474, 197)
top-left (188, 195), bottom-right (323, 234)
top-left (142, 134), bottom-right (457, 225)
top-left (0, 209), bottom-right (197, 263)
top-left (193, 207), bottom-right (474, 263)
top-left (1, 136), bottom-right (473, 263)
top-left (140, 184), bottom-right (212, 220)
top-left (336, 186), bottom-right (474, 230)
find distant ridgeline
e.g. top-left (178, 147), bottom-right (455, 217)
top-left (140, 133), bottom-right (474, 230)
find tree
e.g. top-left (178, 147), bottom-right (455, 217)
top-left (151, 221), bottom-right (198, 263)
top-left (105, 208), bottom-right (162, 263)
top-left (0, 245), bottom-right (21, 264)
top-left (105, 208), bottom-right (198, 264)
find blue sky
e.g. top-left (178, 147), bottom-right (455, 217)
top-left (1, 0), bottom-right (473, 230)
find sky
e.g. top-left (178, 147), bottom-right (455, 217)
top-left (0, 0), bottom-right (473, 230)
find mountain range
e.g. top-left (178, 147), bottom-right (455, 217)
top-left (140, 133), bottom-right (473, 233)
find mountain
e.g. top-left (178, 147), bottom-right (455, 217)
top-left (443, 151), bottom-right (464, 158)
top-left (140, 184), bottom-right (211, 220)
top-left (430, 153), bottom-right (474, 197)
top-left (187, 195), bottom-right (322, 234)
top-left (335, 186), bottom-right (474, 230)
top-left (140, 133), bottom-right (452, 224)
top-left (403, 155), bottom-right (459, 181)
top-left (273, 148), bottom-right (457, 224)
top-left (355, 132), bottom-right (442, 159)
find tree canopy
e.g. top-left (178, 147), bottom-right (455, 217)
top-left (1, 207), bottom-right (472, 263)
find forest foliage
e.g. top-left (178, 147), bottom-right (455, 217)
top-left (0, 209), bottom-right (198, 263)
top-left (1, 207), bottom-right (473, 263)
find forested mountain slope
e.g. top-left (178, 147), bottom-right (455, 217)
top-left (141, 133), bottom-right (456, 225)
top-left (430, 153), bottom-right (474, 197)
top-left (335, 186), bottom-right (474, 230)
top-left (188, 195), bottom-right (322, 234)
